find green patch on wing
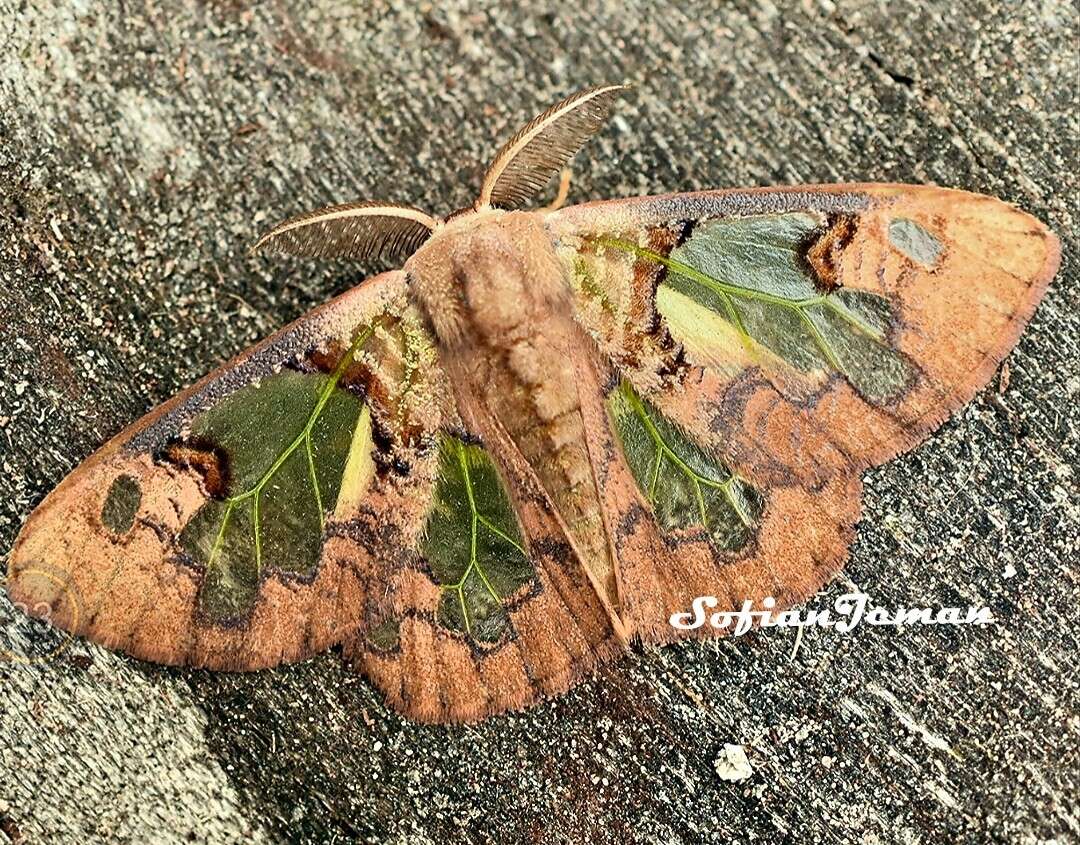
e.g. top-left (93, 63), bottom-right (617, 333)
top-left (179, 327), bottom-right (374, 622)
top-left (608, 380), bottom-right (762, 552)
top-left (601, 213), bottom-right (913, 403)
top-left (422, 436), bottom-right (534, 644)
top-left (367, 617), bottom-right (401, 652)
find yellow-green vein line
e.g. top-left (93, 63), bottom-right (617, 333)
top-left (622, 382), bottom-right (754, 529)
top-left (305, 438), bottom-right (324, 528)
top-left (622, 382), bottom-right (724, 487)
top-left (648, 445), bottom-right (663, 498)
top-left (443, 441), bottom-right (503, 610)
top-left (252, 494), bottom-right (261, 570)
top-left (796, 308), bottom-right (844, 373)
top-left (206, 501), bottom-right (235, 573)
top-left (599, 237), bottom-right (827, 309)
top-left (476, 515), bottom-right (527, 557)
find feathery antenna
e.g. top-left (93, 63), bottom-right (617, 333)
top-left (477, 84), bottom-right (628, 210)
top-left (252, 202), bottom-right (440, 261)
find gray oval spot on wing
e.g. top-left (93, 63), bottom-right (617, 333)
top-left (888, 217), bottom-right (943, 267)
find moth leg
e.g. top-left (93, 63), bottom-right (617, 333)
top-left (544, 168), bottom-right (573, 211)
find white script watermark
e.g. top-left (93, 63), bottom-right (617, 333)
top-left (670, 592), bottom-right (994, 635)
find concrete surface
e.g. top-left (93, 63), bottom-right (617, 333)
top-left (0, 1), bottom-right (1077, 843)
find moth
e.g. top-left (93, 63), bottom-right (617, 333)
top-left (6, 85), bottom-right (1059, 723)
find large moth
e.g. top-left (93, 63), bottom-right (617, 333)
top-left (6, 85), bottom-right (1059, 723)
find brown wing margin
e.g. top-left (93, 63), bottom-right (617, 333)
top-left (6, 270), bottom-right (451, 670)
top-left (547, 185), bottom-right (1059, 642)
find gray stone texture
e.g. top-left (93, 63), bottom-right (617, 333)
top-left (1, 2), bottom-right (1077, 843)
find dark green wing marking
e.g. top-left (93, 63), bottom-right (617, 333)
top-left (608, 380), bottom-right (763, 553)
top-left (600, 212), bottom-right (913, 403)
top-left (422, 435), bottom-right (535, 644)
top-left (179, 326), bottom-right (374, 622)
top-left (101, 474), bottom-right (142, 534)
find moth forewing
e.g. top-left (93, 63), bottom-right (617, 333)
top-left (6, 271), bottom-right (449, 670)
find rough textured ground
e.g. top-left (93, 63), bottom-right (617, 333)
top-left (1, 1), bottom-right (1077, 843)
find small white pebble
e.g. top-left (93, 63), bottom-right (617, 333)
top-left (714, 744), bottom-right (753, 782)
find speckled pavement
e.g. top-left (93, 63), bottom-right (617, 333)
top-left (1, 2), bottom-right (1077, 843)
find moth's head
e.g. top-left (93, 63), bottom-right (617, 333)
top-left (249, 84), bottom-right (627, 267)
top-left (405, 209), bottom-right (568, 347)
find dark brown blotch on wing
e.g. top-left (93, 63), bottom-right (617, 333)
top-left (805, 213), bottom-right (859, 291)
top-left (160, 440), bottom-right (231, 499)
